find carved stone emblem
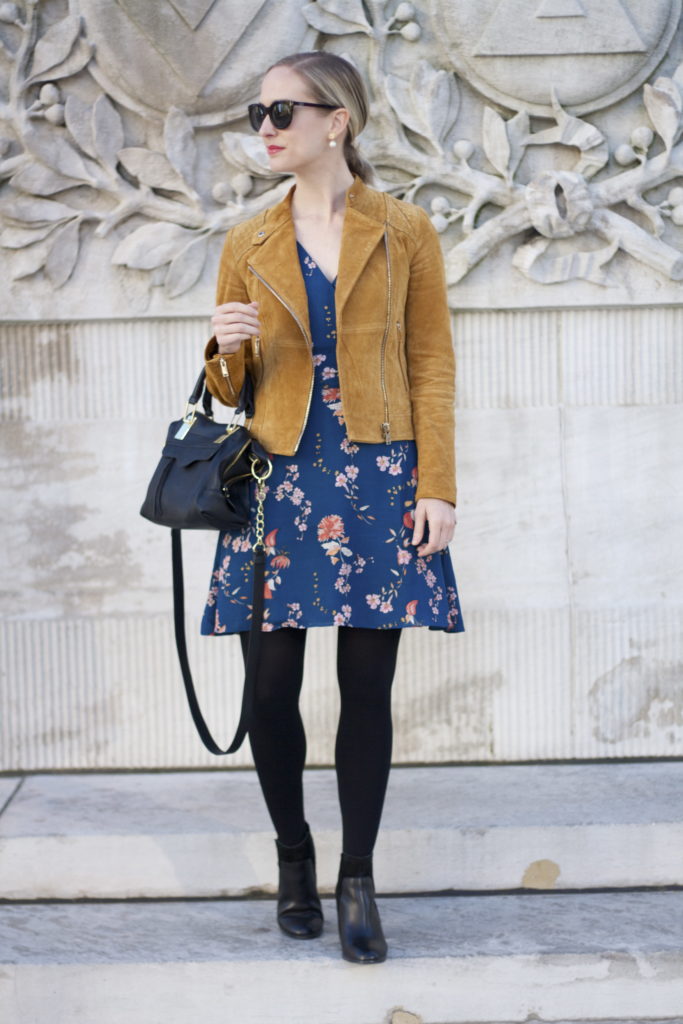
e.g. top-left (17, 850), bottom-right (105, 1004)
top-left (438, 0), bottom-right (682, 114)
top-left (1, 0), bottom-right (683, 312)
top-left (67, 0), bottom-right (314, 122)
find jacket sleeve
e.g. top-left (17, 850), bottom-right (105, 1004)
top-left (403, 206), bottom-right (457, 506)
top-left (204, 227), bottom-right (252, 407)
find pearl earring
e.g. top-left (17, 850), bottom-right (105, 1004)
top-left (328, 135), bottom-right (337, 148)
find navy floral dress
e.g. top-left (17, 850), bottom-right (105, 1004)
top-left (201, 243), bottom-right (464, 635)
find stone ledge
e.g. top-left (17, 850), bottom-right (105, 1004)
top-left (0, 764), bottom-right (682, 898)
top-left (1, 893), bottom-right (682, 1024)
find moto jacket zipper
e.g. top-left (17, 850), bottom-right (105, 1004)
top-left (380, 227), bottom-right (392, 444)
top-left (247, 264), bottom-right (315, 452)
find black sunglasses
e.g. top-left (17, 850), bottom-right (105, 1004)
top-left (248, 99), bottom-right (338, 132)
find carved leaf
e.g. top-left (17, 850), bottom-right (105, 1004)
top-left (644, 81), bottom-right (682, 152)
top-left (10, 240), bottom-right (51, 280)
top-left (23, 127), bottom-right (98, 185)
top-left (65, 96), bottom-right (96, 159)
top-left (220, 132), bottom-right (278, 177)
top-left (112, 222), bottom-right (197, 270)
top-left (410, 61), bottom-right (459, 150)
top-left (302, 0), bottom-right (371, 34)
top-left (1, 224), bottom-right (57, 248)
top-left (506, 110), bottom-right (529, 181)
top-left (482, 107), bottom-right (511, 179)
top-left (27, 15), bottom-right (82, 81)
top-left (165, 234), bottom-right (209, 297)
top-left (92, 95), bottom-right (125, 170)
top-left (1, 196), bottom-right (75, 226)
top-left (652, 76), bottom-right (683, 113)
top-left (385, 75), bottom-right (415, 129)
top-left (9, 163), bottom-right (78, 196)
top-left (385, 66), bottom-right (457, 154)
top-left (118, 148), bottom-right (191, 194)
top-left (27, 36), bottom-right (92, 86)
top-left (45, 219), bottom-right (81, 287)
top-left (164, 107), bottom-right (197, 188)
top-left (303, 0), bottom-right (370, 34)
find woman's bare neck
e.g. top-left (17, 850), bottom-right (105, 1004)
top-left (290, 170), bottom-right (355, 227)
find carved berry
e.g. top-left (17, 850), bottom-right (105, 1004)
top-left (430, 196), bottom-right (450, 214)
top-left (400, 21), bottom-right (421, 41)
top-left (230, 172), bottom-right (253, 198)
top-left (672, 205), bottom-right (683, 227)
top-left (668, 187), bottom-right (683, 206)
top-left (630, 126), bottom-right (654, 151)
top-left (212, 182), bottom-right (232, 203)
top-left (453, 139), bottom-right (475, 160)
top-left (44, 104), bottom-right (65, 126)
top-left (395, 2), bottom-right (415, 19)
top-left (614, 144), bottom-right (637, 166)
top-left (0, 3), bottom-right (19, 23)
top-left (39, 84), bottom-right (61, 106)
top-left (430, 213), bottom-right (449, 233)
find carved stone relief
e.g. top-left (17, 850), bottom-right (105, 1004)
top-left (439, 0), bottom-right (681, 114)
top-left (0, 0), bottom-right (682, 316)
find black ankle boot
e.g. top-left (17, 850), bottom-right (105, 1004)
top-left (275, 823), bottom-right (323, 939)
top-left (335, 852), bottom-right (387, 964)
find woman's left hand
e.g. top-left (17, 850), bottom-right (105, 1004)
top-left (411, 498), bottom-right (457, 557)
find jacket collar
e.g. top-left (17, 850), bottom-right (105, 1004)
top-left (245, 176), bottom-right (388, 332)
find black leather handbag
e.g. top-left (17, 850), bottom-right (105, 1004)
top-left (141, 367), bottom-right (272, 755)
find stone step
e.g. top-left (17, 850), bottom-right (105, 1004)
top-left (0, 762), bottom-right (681, 899)
top-left (1, 892), bottom-right (682, 1024)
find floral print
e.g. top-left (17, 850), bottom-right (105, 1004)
top-left (201, 241), bottom-right (464, 636)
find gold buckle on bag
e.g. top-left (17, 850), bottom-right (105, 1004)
top-left (174, 402), bottom-right (199, 440)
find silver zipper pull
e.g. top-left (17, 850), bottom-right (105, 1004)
top-left (219, 356), bottom-right (229, 378)
top-left (382, 422), bottom-right (392, 444)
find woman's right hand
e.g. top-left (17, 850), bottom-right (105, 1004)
top-left (211, 300), bottom-right (260, 354)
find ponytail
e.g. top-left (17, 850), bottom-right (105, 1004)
top-left (343, 136), bottom-right (374, 184)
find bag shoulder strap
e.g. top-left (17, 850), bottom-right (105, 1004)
top-left (171, 528), bottom-right (264, 755)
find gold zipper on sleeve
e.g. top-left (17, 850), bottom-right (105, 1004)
top-left (218, 355), bottom-right (238, 402)
top-left (248, 265), bottom-right (314, 452)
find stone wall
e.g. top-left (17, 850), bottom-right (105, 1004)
top-left (1, 0), bottom-right (681, 768)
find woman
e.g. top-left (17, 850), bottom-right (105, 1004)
top-left (202, 51), bottom-right (464, 964)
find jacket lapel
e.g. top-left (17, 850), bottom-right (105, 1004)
top-left (246, 188), bottom-right (312, 345)
top-left (334, 205), bottom-right (387, 317)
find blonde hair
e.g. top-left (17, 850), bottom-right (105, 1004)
top-left (267, 51), bottom-right (374, 183)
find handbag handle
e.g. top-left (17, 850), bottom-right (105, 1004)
top-left (171, 528), bottom-right (265, 755)
top-left (188, 368), bottom-right (255, 420)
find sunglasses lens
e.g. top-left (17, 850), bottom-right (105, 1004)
top-left (271, 101), bottom-right (294, 129)
top-left (248, 104), bottom-right (264, 131)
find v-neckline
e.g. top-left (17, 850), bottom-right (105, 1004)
top-left (296, 241), bottom-right (337, 286)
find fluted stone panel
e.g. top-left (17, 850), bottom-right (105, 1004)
top-left (1, 308), bottom-right (680, 768)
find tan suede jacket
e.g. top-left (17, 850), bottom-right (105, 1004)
top-left (205, 175), bottom-right (457, 505)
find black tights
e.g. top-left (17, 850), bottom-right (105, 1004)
top-left (239, 627), bottom-right (401, 857)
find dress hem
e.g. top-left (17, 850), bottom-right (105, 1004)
top-left (202, 618), bottom-right (465, 636)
